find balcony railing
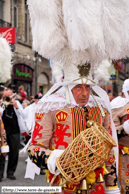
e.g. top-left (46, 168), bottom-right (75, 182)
top-left (0, 19), bottom-right (11, 27)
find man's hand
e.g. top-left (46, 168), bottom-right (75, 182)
top-left (47, 149), bottom-right (64, 175)
top-left (11, 98), bottom-right (18, 109)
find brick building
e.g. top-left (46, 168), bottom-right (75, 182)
top-left (0, 0), bottom-right (51, 97)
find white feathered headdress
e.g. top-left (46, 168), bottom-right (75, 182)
top-left (27, 1), bottom-right (121, 177)
top-left (27, 0), bottom-right (129, 85)
top-left (0, 37), bottom-right (12, 83)
top-left (27, 0), bottom-right (129, 64)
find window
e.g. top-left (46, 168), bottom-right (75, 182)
top-left (25, 0), bottom-right (29, 42)
top-left (0, 0), bottom-right (4, 25)
top-left (13, 0), bottom-right (18, 28)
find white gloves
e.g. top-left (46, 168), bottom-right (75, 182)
top-left (124, 120), bottom-right (129, 134)
top-left (105, 188), bottom-right (120, 194)
top-left (47, 149), bottom-right (64, 175)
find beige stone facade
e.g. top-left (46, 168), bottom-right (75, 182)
top-left (1, 0), bottom-right (51, 97)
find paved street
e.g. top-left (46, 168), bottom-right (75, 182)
top-left (0, 151), bottom-right (49, 194)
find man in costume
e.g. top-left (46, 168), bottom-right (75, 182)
top-left (0, 115), bottom-right (9, 182)
top-left (25, 61), bottom-right (120, 194)
top-left (111, 79), bottom-right (129, 194)
top-left (26, 0), bottom-right (129, 193)
top-left (0, 37), bottom-right (15, 181)
top-left (0, 91), bottom-right (9, 182)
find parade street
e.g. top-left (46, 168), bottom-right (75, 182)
top-left (0, 151), bottom-right (49, 194)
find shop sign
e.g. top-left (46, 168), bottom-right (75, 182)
top-left (109, 64), bottom-right (118, 81)
top-left (0, 27), bottom-right (16, 44)
top-left (13, 64), bottom-right (33, 81)
top-left (15, 68), bottom-right (32, 78)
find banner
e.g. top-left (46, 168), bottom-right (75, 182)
top-left (0, 27), bottom-right (16, 44)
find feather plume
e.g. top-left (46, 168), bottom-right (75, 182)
top-left (52, 60), bottom-right (64, 82)
top-left (94, 60), bottom-right (111, 86)
top-left (28, 0), bottom-right (129, 73)
top-left (101, 0), bottom-right (129, 60)
top-left (27, 0), bottom-right (67, 59)
top-left (0, 37), bottom-right (12, 83)
top-left (62, 0), bottom-right (104, 52)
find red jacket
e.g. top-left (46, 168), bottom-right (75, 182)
top-left (18, 90), bottom-right (27, 100)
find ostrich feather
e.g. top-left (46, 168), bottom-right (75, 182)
top-left (52, 60), bottom-right (64, 82)
top-left (27, 0), bottom-right (67, 59)
top-left (101, 0), bottom-right (129, 60)
top-left (27, 0), bottom-right (129, 72)
top-left (94, 60), bottom-right (111, 86)
top-left (62, 0), bottom-right (104, 51)
top-left (0, 37), bottom-right (12, 83)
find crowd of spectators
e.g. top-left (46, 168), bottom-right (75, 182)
top-left (0, 85), bottom-right (43, 148)
top-left (14, 85), bottom-right (43, 106)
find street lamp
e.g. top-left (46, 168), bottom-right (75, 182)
top-left (35, 52), bottom-right (38, 94)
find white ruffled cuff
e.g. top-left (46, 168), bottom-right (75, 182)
top-left (1, 145), bottom-right (9, 153)
top-left (47, 149), bottom-right (64, 175)
top-left (105, 188), bottom-right (120, 194)
top-left (124, 120), bottom-right (129, 134)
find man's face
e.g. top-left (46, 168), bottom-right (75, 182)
top-left (3, 90), bottom-right (13, 97)
top-left (72, 84), bottom-right (90, 106)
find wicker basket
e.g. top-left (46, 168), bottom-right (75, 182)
top-left (56, 122), bottom-right (117, 184)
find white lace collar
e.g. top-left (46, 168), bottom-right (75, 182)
top-left (34, 93), bottom-right (107, 114)
top-left (110, 96), bottom-right (129, 109)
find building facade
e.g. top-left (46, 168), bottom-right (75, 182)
top-left (103, 59), bottom-right (129, 97)
top-left (0, 0), bottom-right (51, 97)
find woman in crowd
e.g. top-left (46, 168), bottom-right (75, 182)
top-left (18, 85), bottom-right (27, 103)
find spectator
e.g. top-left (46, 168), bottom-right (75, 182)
top-left (34, 93), bottom-right (43, 104)
top-left (22, 100), bottom-right (30, 109)
top-left (108, 92), bottom-right (114, 102)
top-left (18, 85), bottom-right (27, 103)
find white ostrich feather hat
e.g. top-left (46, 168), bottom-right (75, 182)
top-left (27, 0), bottom-right (129, 91)
top-left (27, 0), bottom-right (129, 64)
top-left (27, 1), bottom-right (121, 175)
